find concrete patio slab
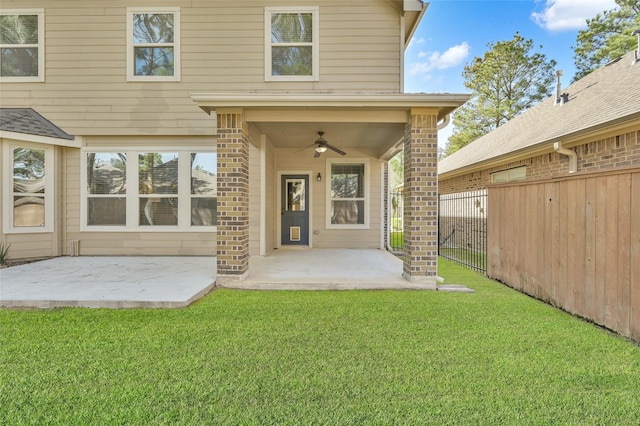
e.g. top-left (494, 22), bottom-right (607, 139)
top-left (0, 249), bottom-right (474, 309)
top-left (221, 249), bottom-right (468, 291)
top-left (0, 256), bottom-right (216, 309)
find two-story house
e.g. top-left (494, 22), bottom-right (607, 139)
top-left (0, 1), bottom-right (468, 286)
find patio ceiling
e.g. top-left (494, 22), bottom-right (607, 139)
top-left (249, 121), bottom-right (405, 158)
top-left (191, 92), bottom-right (471, 159)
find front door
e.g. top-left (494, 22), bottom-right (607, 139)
top-left (281, 175), bottom-right (309, 245)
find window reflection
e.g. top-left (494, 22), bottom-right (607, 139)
top-left (286, 179), bottom-right (305, 211)
top-left (139, 152), bottom-right (178, 194)
top-left (13, 147), bottom-right (45, 227)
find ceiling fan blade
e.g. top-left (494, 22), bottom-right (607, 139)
top-left (326, 143), bottom-right (347, 156)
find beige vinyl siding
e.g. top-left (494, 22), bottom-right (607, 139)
top-left (264, 140), bottom-right (276, 254)
top-left (1, 1), bottom-right (402, 136)
top-left (62, 138), bottom-right (217, 256)
top-left (2, 233), bottom-right (56, 259)
top-left (249, 143), bottom-right (261, 256)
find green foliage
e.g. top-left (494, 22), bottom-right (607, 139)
top-left (1, 264), bottom-right (639, 424)
top-left (389, 151), bottom-right (404, 189)
top-left (574, 0), bottom-right (640, 81)
top-left (445, 33), bottom-right (557, 157)
top-left (0, 242), bottom-right (10, 265)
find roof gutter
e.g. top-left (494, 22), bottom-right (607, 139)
top-left (438, 112), bottom-right (640, 179)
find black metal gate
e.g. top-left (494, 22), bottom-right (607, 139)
top-left (438, 190), bottom-right (487, 273)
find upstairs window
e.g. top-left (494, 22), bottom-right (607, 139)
top-left (0, 9), bottom-right (44, 82)
top-left (127, 8), bottom-right (180, 81)
top-left (265, 6), bottom-right (318, 81)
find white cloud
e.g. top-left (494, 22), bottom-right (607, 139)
top-left (407, 37), bottom-right (426, 50)
top-left (409, 42), bottom-right (470, 75)
top-left (531, 0), bottom-right (618, 32)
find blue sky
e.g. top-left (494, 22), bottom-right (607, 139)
top-left (402, 0), bottom-right (619, 145)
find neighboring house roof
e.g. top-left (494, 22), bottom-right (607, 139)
top-left (439, 50), bottom-right (640, 178)
top-left (0, 108), bottom-right (74, 140)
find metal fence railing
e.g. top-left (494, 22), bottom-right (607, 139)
top-left (438, 190), bottom-right (487, 274)
top-left (389, 190), bottom-right (404, 254)
top-left (388, 189), bottom-right (487, 274)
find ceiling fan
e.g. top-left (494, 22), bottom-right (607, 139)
top-left (312, 131), bottom-right (346, 158)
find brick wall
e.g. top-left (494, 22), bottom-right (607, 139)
top-left (439, 129), bottom-right (640, 194)
top-left (403, 110), bottom-right (438, 286)
top-left (216, 112), bottom-right (250, 280)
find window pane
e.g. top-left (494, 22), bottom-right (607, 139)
top-left (191, 198), bottom-right (217, 226)
top-left (13, 148), bottom-right (45, 193)
top-left (87, 153), bottom-right (126, 195)
top-left (139, 153), bottom-right (178, 194)
top-left (0, 15), bottom-right (38, 44)
top-left (1, 47), bottom-right (38, 77)
top-left (134, 47), bottom-right (174, 76)
top-left (331, 164), bottom-right (364, 199)
top-left (191, 153), bottom-right (217, 195)
top-left (87, 198), bottom-right (126, 226)
top-left (285, 179), bottom-right (305, 211)
top-left (140, 197), bottom-right (178, 226)
top-left (272, 46), bottom-right (312, 76)
top-left (331, 200), bottom-right (364, 225)
top-left (133, 13), bottom-right (174, 43)
top-left (13, 196), bottom-right (44, 227)
top-left (271, 13), bottom-right (312, 43)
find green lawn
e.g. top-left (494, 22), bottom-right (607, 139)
top-left (1, 258), bottom-right (639, 425)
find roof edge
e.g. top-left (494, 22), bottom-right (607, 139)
top-left (438, 114), bottom-right (640, 178)
top-left (191, 92), bottom-right (470, 116)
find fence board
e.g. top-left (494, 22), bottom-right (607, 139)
top-left (488, 167), bottom-right (640, 342)
top-left (583, 177), bottom-right (596, 321)
top-left (617, 174), bottom-right (631, 336)
top-left (593, 176), bottom-right (607, 325)
top-left (631, 173), bottom-right (640, 340)
top-left (604, 175), bottom-right (619, 331)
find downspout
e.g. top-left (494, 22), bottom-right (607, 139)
top-left (553, 141), bottom-right (577, 173)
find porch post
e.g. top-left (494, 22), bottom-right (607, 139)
top-left (216, 110), bottom-right (250, 282)
top-left (402, 108), bottom-right (438, 287)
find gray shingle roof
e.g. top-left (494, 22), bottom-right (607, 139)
top-left (0, 108), bottom-right (74, 140)
top-left (438, 50), bottom-right (640, 176)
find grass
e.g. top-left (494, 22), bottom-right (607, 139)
top-left (389, 230), bottom-right (403, 250)
top-left (440, 246), bottom-right (487, 271)
top-left (1, 258), bottom-right (639, 424)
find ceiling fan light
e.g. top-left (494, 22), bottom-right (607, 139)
top-left (315, 146), bottom-right (327, 153)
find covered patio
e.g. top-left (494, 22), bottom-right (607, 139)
top-left (0, 250), bottom-right (474, 309)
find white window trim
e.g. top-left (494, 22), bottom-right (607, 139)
top-left (326, 158), bottom-right (370, 230)
top-left (0, 9), bottom-right (45, 82)
top-left (126, 7), bottom-right (181, 82)
top-left (2, 142), bottom-right (54, 233)
top-left (264, 6), bottom-right (319, 82)
top-left (80, 148), bottom-right (216, 232)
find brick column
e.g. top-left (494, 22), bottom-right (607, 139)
top-left (216, 111), bottom-right (250, 282)
top-left (402, 108), bottom-right (438, 287)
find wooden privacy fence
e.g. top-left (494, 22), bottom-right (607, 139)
top-left (488, 167), bottom-right (640, 342)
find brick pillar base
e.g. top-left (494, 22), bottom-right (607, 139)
top-left (402, 109), bottom-right (438, 287)
top-left (216, 111), bottom-right (250, 283)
